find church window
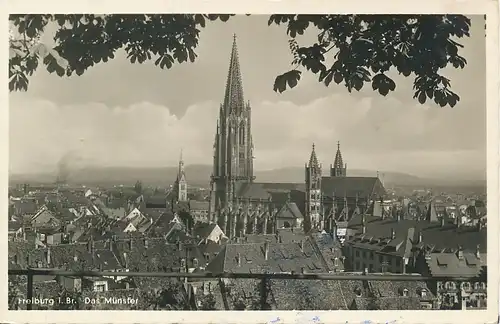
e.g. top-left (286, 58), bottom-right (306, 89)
top-left (239, 125), bottom-right (245, 145)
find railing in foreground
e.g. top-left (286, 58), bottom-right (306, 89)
top-left (8, 268), bottom-right (470, 310)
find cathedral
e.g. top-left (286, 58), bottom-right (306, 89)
top-left (208, 36), bottom-right (387, 238)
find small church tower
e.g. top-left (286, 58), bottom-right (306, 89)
top-left (305, 144), bottom-right (323, 232)
top-left (175, 149), bottom-right (188, 202)
top-left (330, 141), bottom-right (347, 177)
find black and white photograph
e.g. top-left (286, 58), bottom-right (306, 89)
top-left (4, 7), bottom-right (498, 324)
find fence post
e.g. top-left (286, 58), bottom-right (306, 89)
top-left (26, 268), bottom-right (33, 310)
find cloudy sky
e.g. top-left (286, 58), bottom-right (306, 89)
top-left (9, 15), bottom-right (486, 180)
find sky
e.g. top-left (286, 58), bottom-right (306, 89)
top-left (9, 15), bottom-right (486, 180)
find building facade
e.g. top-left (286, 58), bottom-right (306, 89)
top-left (208, 36), bottom-right (387, 238)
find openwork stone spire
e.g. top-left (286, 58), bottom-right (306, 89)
top-left (223, 34), bottom-right (245, 115)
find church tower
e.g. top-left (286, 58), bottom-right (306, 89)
top-left (330, 141), bottom-right (347, 177)
top-left (175, 149), bottom-right (188, 202)
top-left (305, 144), bottom-right (323, 232)
top-left (209, 35), bottom-right (255, 233)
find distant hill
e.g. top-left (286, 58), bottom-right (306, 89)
top-left (9, 165), bottom-right (486, 189)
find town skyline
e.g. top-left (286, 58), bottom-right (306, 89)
top-left (9, 15), bottom-right (486, 180)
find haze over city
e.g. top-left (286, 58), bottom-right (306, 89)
top-left (9, 15), bottom-right (486, 181)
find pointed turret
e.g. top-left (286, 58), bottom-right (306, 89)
top-left (308, 143), bottom-right (320, 169)
top-left (330, 141), bottom-right (347, 177)
top-left (305, 143), bottom-right (323, 232)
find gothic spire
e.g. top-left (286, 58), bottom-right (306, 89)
top-left (177, 148), bottom-right (185, 181)
top-left (333, 141), bottom-right (344, 168)
top-left (308, 143), bottom-right (320, 169)
top-left (223, 34), bottom-right (245, 115)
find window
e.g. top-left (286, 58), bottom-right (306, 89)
top-left (402, 288), bottom-right (409, 297)
top-left (395, 258), bottom-right (401, 268)
top-left (421, 289), bottom-right (427, 298)
top-left (355, 261), bottom-right (360, 270)
top-left (355, 250), bottom-right (360, 258)
top-left (379, 255), bottom-right (383, 263)
top-left (370, 252), bottom-right (374, 260)
top-left (95, 284), bottom-right (106, 292)
top-left (334, 257), bottom-right (339, 267)
top-left (363, 251), bottom-right (367, 259)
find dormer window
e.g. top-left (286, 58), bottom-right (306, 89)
top-left (402, 288), bottom-right (409, 297)
top-left (420, 289), bottom-right (427, 298)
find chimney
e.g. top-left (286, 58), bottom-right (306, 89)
top-left (264, 242), bottom-right (269, 260)
top-left (362, 225), bottom-right (366, 234)
top-left (300, 240), bottom-right (304, 252)
top-left (263, 215), bottom-right (268, 234)
top-left (128, 238), bottom-right (133, 250)
top-left (46, 247), bottom-right (51, 265)
top-left (457, 245), bottom-right (464, 260)
top-left (144, 238), bottom-right (149, 249)
top-left (391, 228), bottom-right (396, 240)
top-left (123, 252), bottom-right (129, 269)
top-left (417, 231), bottom-right (423, 244)
top-left (361, 214), bottom-right (366, 227)
top-left (177, 241), bottom-right (182, 251)
top-left (475, 244), bottom-right (480, 259)
top-left (301, 267), bottom-right (306, 274)
top-left (441, 216), bottom-right (445, 227)
top-left (237, 253), bottom-right (241, 267)
top-left (125, 281), bottom-right (130, 290)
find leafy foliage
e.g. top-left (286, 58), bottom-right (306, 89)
top-left (270, 14), bottom-right (472, 108)
top-left (198, 292), bottom-right (217, 310)
top-left (8, 14), bottom-right (475, 107)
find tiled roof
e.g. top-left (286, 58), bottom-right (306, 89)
top-left (352, 296), bottom-right (422, 310)
top-left (268, 191), bottom-right (290, 207)
top-left (243, 234), bottom-right (279, 244)
top-left (310, 232), bottom-right (345, 272)
top-left (15, 200), bottom-right (38, 215)
top-left (321, 177), bottom-right (386, 198)
top-left (348, 214), bottom-right (486, 253)
top-left (193, 223), bottom-right (218, 239)
top-left (8, 221), bottom-right (22, 232)
top-left (144, 195), bottom-right (167, 208)
top-left (270, 279), bottom-right (355, 310)
top-left (207, 241), bottom-right (328, 274)
top-left (426, 252), bottom-right (483, 277)
top-left (113, 237), bottom-right (183, 273)
top-left (276, 229), bottom-right (307, 243)
top-left (190, 200), bottom-right (209, 211)
top-left (257, 182), bottom-right (305, 192)
top-left (236, 183), bottom-right (271, 200)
